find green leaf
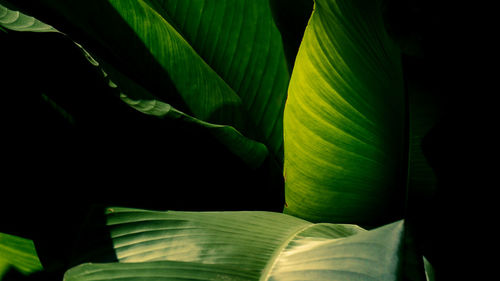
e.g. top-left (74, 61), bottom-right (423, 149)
top-left (283, 0), bottom-right (405, 224)
top-left (0, 4), bottom-right (56, 32)
top-left (10, 0), bottom-right (289, 164)
top-left (0, 232), bottom-right (43, 276)
top-left (423, 256), bottom-right (435, 281)
top-left (0, 4), bottom-right (271, 168)
top-left (1, 0), bottom-right (289, 167)
top-left (111, 0), bottom-right (289, 163)
top-left (64, 207), bottom-right (407, 281)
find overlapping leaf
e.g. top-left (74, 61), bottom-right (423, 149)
top-left (143, 0), bottom-right (290, 160)
top-left (0, 3), bottom-right (274, 168)
top-left (283, 0), bottom-right (406, 224)
top-left (4, 0), bottom-right (289, 166)
top-left (94, 48), bottom-right (269, 168)
top-left (64, 207), bottom-right (405, 281)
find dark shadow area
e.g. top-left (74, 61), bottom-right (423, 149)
top-left (386, 0), bottom-right (480, 280)
top-left (1, 267), bottom-right (61, 281)
top-left (269, 0), bottom-right (313, 72)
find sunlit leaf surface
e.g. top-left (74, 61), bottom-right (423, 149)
top-left (283, 0), bottom-right (405, 224)
top-left (64, 207), bottom-right (405, 281)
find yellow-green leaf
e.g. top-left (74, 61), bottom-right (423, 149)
top-left (283, 0), bottom-right (405, 224)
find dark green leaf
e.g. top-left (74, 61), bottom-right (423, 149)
top-left (0, 3), bottom-right (272, 168)
top-left (7, 0), bottom-right (289, 165)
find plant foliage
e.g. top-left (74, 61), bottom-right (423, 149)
top-left (0, 0), bottom-right (443, 280)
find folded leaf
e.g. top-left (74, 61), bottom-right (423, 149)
top-left (0, 232), bottom-right (43, 276)
top-left (65, 207), bottom-right (407, 281)
top-left (283, 0), bottom-right (405, 224)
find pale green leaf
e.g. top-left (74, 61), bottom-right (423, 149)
top-left (64, 207), bottom-right (406, 281)
top-left (283, 0), bottom-right (405, 224)
top-left (0, 4), bottom-right (56, 32)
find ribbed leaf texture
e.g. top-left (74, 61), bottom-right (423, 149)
top-left (283, 0), bottom-right (405, 224)
top-left (64, 207), bottom-right (405, 281)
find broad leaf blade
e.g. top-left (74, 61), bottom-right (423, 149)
top-left (283, 0), bottom-right (405, 224)
top-left (0, 233), bottom-right (43, 276)
top-left (104, 207), bottom-right (312, 267)
top-left (65, 207), bottom-right (408, 281)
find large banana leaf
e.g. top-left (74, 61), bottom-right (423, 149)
top-left (0, 232), bottom-right (43, 277)
top-left (283, 0), bottom-right (406, 224)
top-left (4, 0), bottom-right (289, 165)
top-left (64, 207), bottom-right (406, 281)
